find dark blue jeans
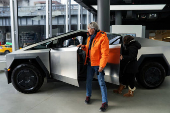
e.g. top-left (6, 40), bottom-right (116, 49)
top-left (86, 62), bottom-right (108, 103)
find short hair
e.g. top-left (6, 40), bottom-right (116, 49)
top-left (88, 22), bottom-right (100, 31)
top-left (123, 35), bottom-right (134, 44)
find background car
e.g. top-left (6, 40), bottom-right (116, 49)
top-left (0, 45), bottom-right (12, 54)
top-left (4, 30), bottom-right (170, 94)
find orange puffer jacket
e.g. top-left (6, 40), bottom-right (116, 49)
top-left (82, 31), bottom-right (109, 68)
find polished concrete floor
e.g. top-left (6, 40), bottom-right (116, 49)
top-left (0, 55), bottom-right (6, 61)
top-left (0, 71), bottom-right (170, 113)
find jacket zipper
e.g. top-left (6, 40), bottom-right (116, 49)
top-left (92, 40), bottom-right (96, 47)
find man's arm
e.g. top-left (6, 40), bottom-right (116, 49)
top-left (77, 37), bottom-right (89, 51)
top-left (99, 36), bottom-right (109, 69)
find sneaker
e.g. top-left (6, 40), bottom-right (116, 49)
top-left (99, 102), bottom-right (108, 112)
top-left (85, 96), bottom-right (90, 104)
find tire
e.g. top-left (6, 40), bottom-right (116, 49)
top-left (138, 62), bottom-right (165, 89)
top-left (11, 64), bottom-right (44, 94)
top-left (4, 50), bottom-right (10, 55)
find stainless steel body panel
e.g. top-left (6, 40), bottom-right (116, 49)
top-left (6, 49), bottom-right (51, 72)
top-left (94, 44), bottom-right (121, 85)
top-left (135, 37), bottom-right (170, 64)
top-left (50, 47), bottom-right (79, 86)
top-left (138, 46), bottom-right (170, 64)
top-left (135, 37), bottom-right (170, 47)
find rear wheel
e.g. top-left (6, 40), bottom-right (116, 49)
top-left (11, 64), bottom-right (44, 93)
top-left (138, 62), bottom-right (165, 89)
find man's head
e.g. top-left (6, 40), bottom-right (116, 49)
top-left (87, 22), bottom-right (100, 35)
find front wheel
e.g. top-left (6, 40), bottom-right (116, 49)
top-left (138, 62), bottom-right (165, 89)
top-left (11, 64), bottom-right (44, 93)
top-left (4, 50), bottom-right (10, 54)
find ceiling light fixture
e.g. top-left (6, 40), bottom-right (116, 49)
top-left (92, 4), bottom-right (166, 10)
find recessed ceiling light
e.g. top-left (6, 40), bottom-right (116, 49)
top-left (92, 4), bottom-right (166, 10)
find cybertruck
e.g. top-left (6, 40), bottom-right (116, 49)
top-left (4, 30), bottom-right (170, 93)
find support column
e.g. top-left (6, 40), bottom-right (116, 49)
top-left (49, 0), bottom-right (52, 37)
top-left (81, 6), bottom-right (83, 29)
top-left (46, 0), bottom-right (49, 38)
top-left (69, 0), bottom-right (71, 31)
top-left (115, 11), bottom-right (122, 25)
top-left (10, 0), bottom-right (19, 50)
top-left (78, 4), bottom-right (82, 43)
top-left (66, 0), bottom-right (68, 32)
top-left (91, 13), bottom-right (93, 22)
top-left (10, 0), bottom-right (16, 51)
top-left (97, 0), bottom-right (110, 32)
top-left (87, 10), bottom-right (89, 29)
top-left (14, 0), bottom-right (19, 49)
top-left (77, 4), bottom-right (80, 30)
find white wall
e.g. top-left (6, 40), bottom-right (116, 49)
top-left (112, 25), bottom-right (143, 37)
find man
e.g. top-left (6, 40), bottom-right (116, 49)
top-left (67, 37), bottom-right (80, 46)
top-left (77, 22), bottom-right (109, 112)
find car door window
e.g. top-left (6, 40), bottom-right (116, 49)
top-left (28, 41), bottom-right (52, 50)
top-left (107, 34), bottom-right (121, 45)
top-left (63, 36), bottom-right (82, 47)
top-left (109, 36), bottom-right (121, 45)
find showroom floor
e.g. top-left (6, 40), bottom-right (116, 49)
top-left (0, 70), bottom-right (170, 113)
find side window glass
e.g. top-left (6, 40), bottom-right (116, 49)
top-left (63, 36), bottom-right (82, 47)
top-left (110, 38), bottom-right (120, 45)
top-left (28, 41), bottom-right (52, 50)
top-left (107, 34), bottom-right (121, 45)
top-left (5, 46), bottom-right (11, 48)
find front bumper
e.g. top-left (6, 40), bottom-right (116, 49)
top-left (0, 51), bottom-right (5, 53)
top-left (4, 68), bottom-right (10, 84)
top-left (0, 52), bottom-right (4, 55)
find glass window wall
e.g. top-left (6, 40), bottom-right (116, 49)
top-left (18, 0), bottom-right (46, 48)
top-left (52, 0), bottom-right (88, 36)
top-left (7, 0), bottom-right (93, 50)
top-left (52, 0), bottom-right (66, 36)
top-left (0, 0), bottom-right (11, 55)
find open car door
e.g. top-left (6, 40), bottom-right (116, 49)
top-left (50, 47), bottom-right (79, 87)
top-left (49, 32), bottom-right (87, 87)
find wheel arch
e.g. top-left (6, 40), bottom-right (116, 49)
top-left (137, 54), bottom-right (170, 76)
top-left (7, 56), bottom-right (50, 84)
top-left (4, 50), bottom-right (10, 54)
